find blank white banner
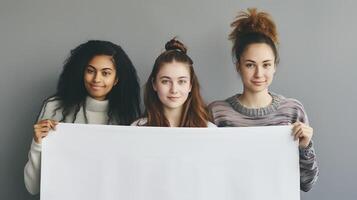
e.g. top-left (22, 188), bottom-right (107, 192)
top-left (41, 124), bottom-right (300, 200)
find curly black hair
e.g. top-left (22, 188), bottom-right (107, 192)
top-left (45, 40), bottom-right (141, 125)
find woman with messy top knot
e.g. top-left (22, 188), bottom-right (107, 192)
top-left (24, 40), bottom-right (141, 195)
top-left (208, 8), bottom-right (318, 191)
top-left (132, 38), bottom-right (215, 127)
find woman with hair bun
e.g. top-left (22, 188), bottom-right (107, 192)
top-left (132, 38), bottom-right (215, 127)
top-left (209, 8), bottom-right (318, 191)
top-left (24, 40), bottom-right (141, 195)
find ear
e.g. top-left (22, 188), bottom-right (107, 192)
top-left (114, 78), bottom-right (119, 86)
top-left (273, 63), bottom-right (277, 75)
top-left (151, 78), bottom-right (157, 91)
top-left (236, 62), bottom-right (241, 74)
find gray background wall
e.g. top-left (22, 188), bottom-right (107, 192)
top-left (1, 0), bottom-right (356, 199)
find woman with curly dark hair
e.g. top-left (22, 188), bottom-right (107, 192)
top-left (24, 40), bottom-right (141, 195)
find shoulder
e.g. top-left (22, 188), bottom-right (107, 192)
top-left (42, 96), bottom-right (62, 109)
top-left (37, 96), bottom-right (63, 121)
top-left (207, 122), bottom-right (217, 127)
top-left (208, 100), bottom-right (230, 109)
top-left (208, 95), bottom-right (237, 112)
top-left (275, 93), bottom-right (306, 110)
top-left (130, 118), bottom-right (148, 126)
top-left (208, 95), bottom-right (240, 126)
top-left (273, 93), bottom-right (309, 123)
top-left (208, 95), bottom-right (239, 119)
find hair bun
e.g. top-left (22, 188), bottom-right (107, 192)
top-left (229, 8), bottom-right (279, 44)
top-left (165, 38), bottom-right (187, 54)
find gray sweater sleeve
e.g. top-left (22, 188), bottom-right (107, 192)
top-left (208, 96), bottom-right (319, 192)
top-left (24, 99), bottom-right (58, 195)
top-left (299, 141), bottom-right (319, 192)
top-left (295, 101), bottom-right (319, 192)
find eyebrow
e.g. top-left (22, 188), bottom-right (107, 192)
top-left (245, 59), bottom-right (256, 63)
top-left (159, 76), bottom-right (189, 79)
top-left (245, 59), bottom-right (273, 63)
top-left (87, 65), bottom-right (114, 71)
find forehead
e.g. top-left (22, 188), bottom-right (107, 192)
top-left (88, 55), bottom-right (115, 70)
top-left (241, 43), bottom-right (275, 61)
top-left (157, 61), bottom-right (190, 78)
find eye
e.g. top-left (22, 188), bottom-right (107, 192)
top-left (263, 63), bottom-right (272, 68)
top-left (245, 63), bottom-right (255, 68)
top-left (178, 79), bottom-right (187, 85)
top-left (86, 68), bottom-right (95, 74)
top-left (161, 79), bottom-right (169, 84)
top-left (102, 71), bottom-right (111, 77)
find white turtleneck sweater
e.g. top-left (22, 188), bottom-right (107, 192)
top-left (24, 96), bottom-right (110, 195)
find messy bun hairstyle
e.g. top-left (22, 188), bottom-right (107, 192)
top-left (143, 37), bottom-right (210, 127)
top-left (229, 8), bottom-right (279, 64)
top-left (165, 38), bottom-right (188, 54)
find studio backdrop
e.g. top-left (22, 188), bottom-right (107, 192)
top-left (0, 0), bottom-right (356, 200)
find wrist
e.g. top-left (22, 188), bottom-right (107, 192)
top-left (299, 141), bottom-right (314, 159)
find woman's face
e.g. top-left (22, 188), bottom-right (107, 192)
top-left (153, 61), bottom-right (192, 111)
top-left (237, 43), bottom-right (276, 94)
top-left (84, 55), bottom-right (118, 101)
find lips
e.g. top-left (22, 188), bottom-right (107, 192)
top-left (251, 80), bottom-right (266, 85)
top-left (168, 96), bottom-right (180, 101)
top-left (90, 84), bottom-right (104, 90)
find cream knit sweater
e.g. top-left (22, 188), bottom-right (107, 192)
top-left (24, 96), bottom-right (110, 195)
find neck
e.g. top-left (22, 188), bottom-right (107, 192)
top-left (239, 89), bottom-right (272, 108)
top-left (163, 107), bottom-right (183, 127)
top-left (86, 96), bottom-right (109, 112)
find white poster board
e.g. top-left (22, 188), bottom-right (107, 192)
top-left (41, 123), bottom-right (300, 200)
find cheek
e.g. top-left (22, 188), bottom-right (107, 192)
top-left (84, 73), bottom-right (92, 83)
top-left (105, 76), bottom-right (117, 87)
top-left (180, 85), bottom-right (191, 96)
top-left (185, 85), bottom-right (192, 94)
top-left (155, 84), bottom-right (169, 96)
top-left (267, 71), bottom-right (275, 79)
top-left (240, 71), bottom-right (251, 81)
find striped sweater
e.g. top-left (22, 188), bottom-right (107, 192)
top-left (208, 93), bottom-right (318, 192)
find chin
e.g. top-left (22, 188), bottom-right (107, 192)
top-left (246, 87), bottom-right (267, 93)
top-left (89, 93), bottom-right (106, 99)
top-left (165, 103), bottom-right (184, 109)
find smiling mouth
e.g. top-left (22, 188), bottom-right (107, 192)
top-left (90, 85), bottom-right (104, 90)
top-left (168, 97), bottom-right (180, 100)
top-left (251, 81), bottom-right (266, 85)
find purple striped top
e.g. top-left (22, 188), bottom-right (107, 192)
top-left (208, 93), bottom-right (319, 192)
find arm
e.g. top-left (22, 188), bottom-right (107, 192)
top-left (24, 139), bottom-right (42, 195)
top-left (24, 99), bottom-right (59, 195)
top-left (292, 100), bottom-right (319, 192)
top-left (130, 118), bottom-right (147, 126)
top-left (299, 140), bottom-right (319, 192)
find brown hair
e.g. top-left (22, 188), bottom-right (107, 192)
top-left (143, 38), bottom-right (210, 127)
top-left (229, 8), bottom-right (279, 64)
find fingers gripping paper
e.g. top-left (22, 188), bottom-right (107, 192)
top-left (41, 124), bottom-right (300, 200)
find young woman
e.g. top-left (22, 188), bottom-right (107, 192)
top-left (132, 38), bottom-right (215, 127)
top-left (209, 8), bottom-right (318, 192)
top-left (24, 40), bottom-right (141, 195)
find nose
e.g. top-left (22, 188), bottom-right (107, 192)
top-left (254, 66), bottom-right (263, 78)
top-left (93, 72), bottom-right (101, 83)
top-left (170, 82), bottom-right (178, 94)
